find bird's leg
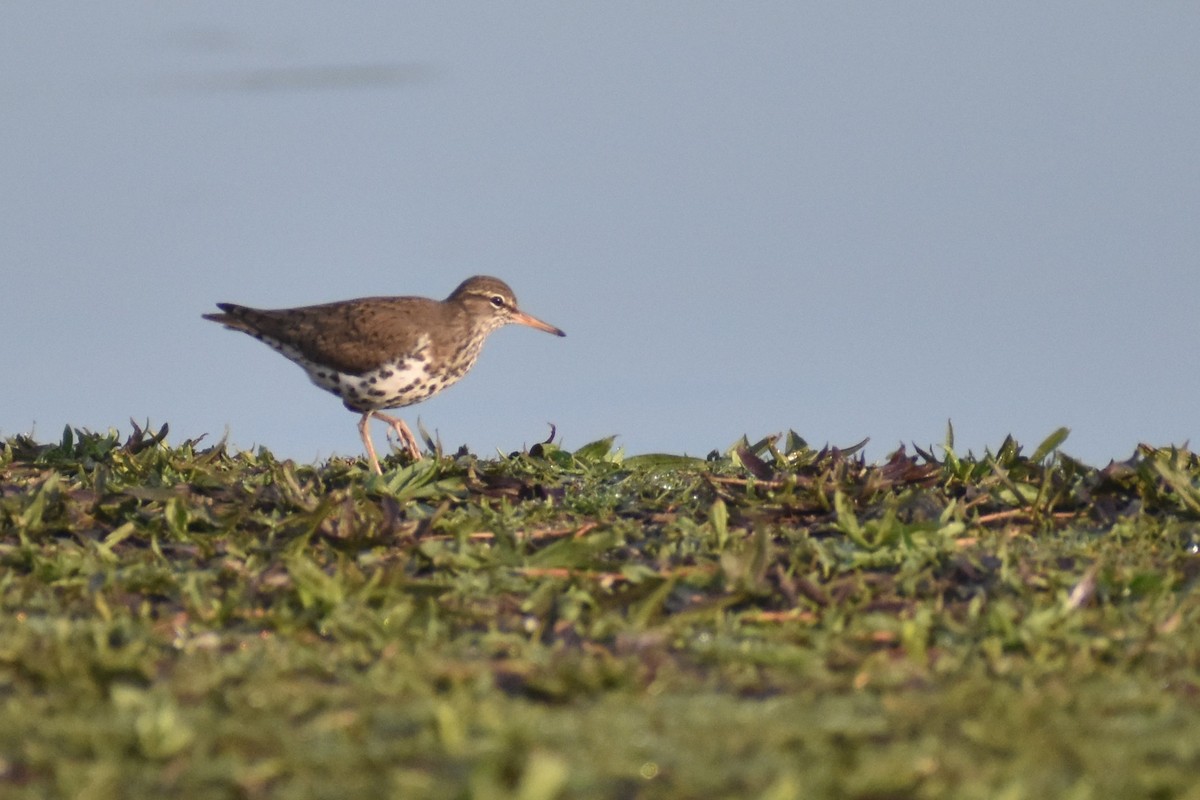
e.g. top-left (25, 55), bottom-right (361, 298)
top-left (357, 412), bottom-right (384, 474)
top-left (374, 411), bottom-right (422, 460)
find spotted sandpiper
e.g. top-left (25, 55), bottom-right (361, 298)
top-left (203, 275), bottom-right (565, 473)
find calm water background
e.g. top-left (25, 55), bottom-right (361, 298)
top-left (3, 4), bottom-right (1198, 464)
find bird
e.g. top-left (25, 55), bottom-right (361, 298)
top-left (203, 275), bottom-right (565, 474)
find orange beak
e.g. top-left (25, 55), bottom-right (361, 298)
top-left (511, 310), bottom-right (566, 337)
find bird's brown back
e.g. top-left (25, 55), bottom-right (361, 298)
top-left (202, 296), bottom-right (458, 376)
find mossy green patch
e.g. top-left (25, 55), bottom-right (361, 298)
top-left (0, 424), bottom-right (1198, 798)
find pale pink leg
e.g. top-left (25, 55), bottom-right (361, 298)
top-left (357, 412), bottom-right (384, 474)
top-left (374, 411), bottom-right (422, 460)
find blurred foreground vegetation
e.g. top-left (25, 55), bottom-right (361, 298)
top-left (1, 424), bottom-right (1198, 799)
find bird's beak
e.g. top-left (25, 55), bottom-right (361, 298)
top-left (511, 310), bottom-right (566, 337)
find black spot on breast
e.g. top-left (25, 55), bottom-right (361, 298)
top-left (369, 389), bottom-right (387, 397)
top-left (378, 369), bottom-right (393, 378)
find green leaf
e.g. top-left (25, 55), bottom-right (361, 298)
top-left (620, 453), bottom-right (705, 470)
top-left (1030, 427), bottom-right (1071, 463)
top-left (573, 436), bottom-right (617, 463)
top-left (709, 498), bottom-right (729, 549)
top-left (1149, 456), bottom-right (1200, 515)
top-left (834, 490), bottom-right (864, 542)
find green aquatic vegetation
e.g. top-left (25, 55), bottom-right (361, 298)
top-left (0, 424), bottom-right (1197, 799)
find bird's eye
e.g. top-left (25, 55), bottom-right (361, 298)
top-left (489, 295), bottom-right (505, 308)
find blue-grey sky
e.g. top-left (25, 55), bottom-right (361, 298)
top-left (3, 4), bottom-right (1198, 466)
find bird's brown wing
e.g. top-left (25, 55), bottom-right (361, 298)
top-left (203, 297), bottom-right (442, 375)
